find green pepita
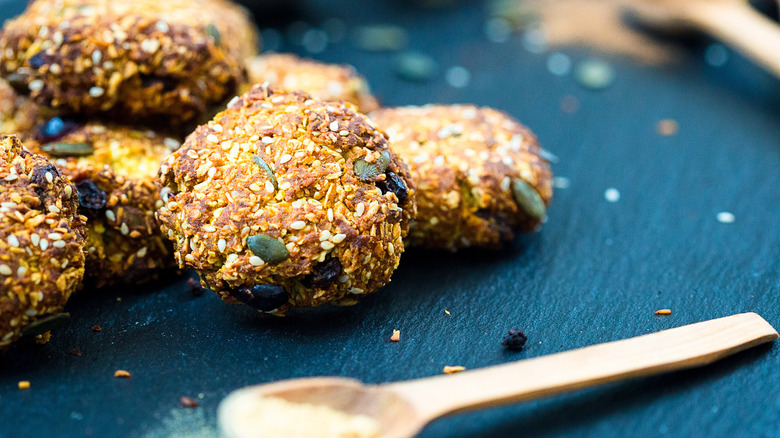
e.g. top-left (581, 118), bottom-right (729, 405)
top-left (353, 158), bottom-right (383, 182)
top-left (206, 23), bottom-right (222, 46)
top-left (20, 312), bottom-right (71, 339)
top-left (512, 179), bottom-right (546, 220)
top-left (247, 234), bottom-right (288, 264)
top-left (41, 142), bottom-right (94, 157)
top-left (253, 155), bottom-right (277, 189)
top-left (375, 150), bottom-right (391, 172)
top-left (395, 51), bottom-right (438, 82)
top-left (575, 59), bottom-right (615, 90)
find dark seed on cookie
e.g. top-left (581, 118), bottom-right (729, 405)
top-left (304, 257), bottom-right (343, 289)
top-left (75, 180), bottom-right (107, 210)
top-left (376, 171), bottom-right (408, 205)
top-left (232, 284), bottom-right (289, 311)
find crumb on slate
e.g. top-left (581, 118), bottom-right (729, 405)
top-left (67, 347), bottom-right (82, 357)
top-left (390, 330), bottom-right (400, 342)
top-left (501, 329), bottom-right (528, 351)
top-left (18, 381), bottom-right (30, 390)
top-left (655, 309), bottom-right (672, 316)
top-left (91, 325), bottom-right (102, 332)
top-left (187, 277), bottom-right (206, 297)
top-left (180, 396), bottom-right (200, 408)
top-left (443, 366), bottom-right (465, 374)
top-left (114, 370), bottom-right (132, 378)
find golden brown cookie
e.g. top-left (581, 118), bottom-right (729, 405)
top-left (370, 105), bottom-right (552, 250)
top-left (0, 134), bottom-right (86, 348)
top-left (245, 54), bottom-right (379, 113)
top-left (0, 0), bottom-right (259, 123)
top-left (157, 85), bottom-right (416, 314)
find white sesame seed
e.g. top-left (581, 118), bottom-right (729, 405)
top-left (327, 208), bottom-right (334, 222)
top-left (207, 134), bottom-right (219, 143)
top-left (716, 212), bottom-right (735, 224)
top-left (105, 210), bottom-right (116, 222)
top-left (47, 233), bottom-right (62, 240)
top-left (141, 38), bottom-right (160, 53)
top-left (332, 233), bottom-right (346, 243)
top-left (45, 171), bottom-right (53, 183)
top-left (53, 240), bottom-right (66, 248)
top-left (88, 86), bottom-right (104, 98)
top-left (31, 234), bottom-right (39, 246)
top-left (290, 221), bottom-right (306, 230)
top-left (25, 309), bottom-right (37, 316)
top-left (203, 225), bottom-right (216, 232)
top-left (604, 188), bottom-right (620, 203)
top-left (265, 181), bottom-right (275, 193)
top-left (338, 274), bottom-right (349, 283)
top-left (320, 230), bottom-right (332, 241)
top-left (500, 176), bottom-right (511, 192)
top-left (0, 202), bottom-right (16, 208)
top-left (17, 266), bottom-right (26, 277)
top-left (348, 287), bottom-right (364, 295)
top-left (64, 185), bottom-right (72, 196)
top-left (226, 96), bottom-right (240, 108)
top-left (249, 256), bottom-right (264, 266)
top-left (164, 138), bottom-right (180, 150)
top-left (552, 176), bottom-right (570, 189)
top-left (321, 241), bottom-right (335, 250)
top-left (208, 167), bottom-right (216, 178)
top-left (91, 50), bottom-right (102, 65)
top-left (39, 239), bottom-right (48, 250)
top-left (156, 21), bottom-right (169, 32)
top-left (49, 63), bottom-right (61, 74)
top-left (48, 205), bottom-right (60, 213)
top-left (7, 235), bottom-right (19, 247)
top-left (217, 239), bottom-right (226, 252)
top-left (28, 80), bottom-right (44, 91)
top-left (279, 182), bottom-right (291, 190)
top-left (4, 174), bottom-right (17, 181)
top-left (261, 136), bottom-right (274, 144)
top-left (136, 247), bottom-right (148, 257)
top-left (227, 253), bottom-right (238, 262)
top-left (0, 264), bottom-right (11, 276)
top-left (502, 156), bottom-right (514, 166)
top-left (212, 123), bottom-right (223, 132)
top-left (329, 121), bottom-right (339, 131)
top-left (120, 223), bottom-right (129, 235)
top-left (354, 203), bottom-right (365, 217)
top-left (279, 154), bottom-right (292, 164)
top-left (434, 155), bottom-right (445, 166)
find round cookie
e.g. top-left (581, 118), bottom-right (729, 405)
top-left (369, 105), bottom-right (553, 250)
top-left (0, 134), bottom-right (86, 348)
top-left (157, 85), bottom-right (416, 314)
top-left (0, 0), bottom-right (259, 123)
top-left (245, 54), bottom-right (379, 113)
top-left (0, 78), bottom-right (43, 135)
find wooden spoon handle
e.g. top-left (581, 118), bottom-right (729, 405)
top-left (690, 1), bottom-right (780, 78)
top-left (385, 313), bottom-right (777, 422)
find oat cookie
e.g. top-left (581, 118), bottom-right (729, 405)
top-left (245, 54), bottom-right (379, 113)
top-left (0, 134), bottom-right (86, 348)
top-left (0, 0), bottom-right (259, 123)
top-left (370, 105), bottom-right (552, 250)
top-left (157, 85), bottom-right (416, 314)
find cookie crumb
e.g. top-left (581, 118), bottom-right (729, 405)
top-left (180, 396), bottom-right (200, 408)
top-left (443, 366), bottom-right (466, 374)
top-left (390, 330), bottom-right (400, 342)
top-left (91, 325), bottom-right (102, 332)
top-left (67, 347), bottom-right (82, 357)
top-left (114, 370), bottom-right (132, 378)
top-left (654, 309), bottom-right (672, 316)
top-left (444, 309), bottom-right (450, 315)
top-left (34, 332), bottom-right (51, 344)
top-left (187, 278), bottom-right (206, 297)
top-left (501, 329), bottom-right (528, 351)
top-left (18, 381), bottom-right (30, 390)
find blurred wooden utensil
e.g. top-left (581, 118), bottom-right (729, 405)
top-left (219, 312), bottom-right (777, 438)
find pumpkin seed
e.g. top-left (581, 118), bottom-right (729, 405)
top-left (21, 312), bottom-right (70, 339)
top-left (247, 234), bottom-right (288, 264)
top-left (41, 142), bottom-right (94, 157)
top-left (253, 155), bottom-right (277, 189)
top-left (206, 23), bottom-right (221, 46)
top-left (375, 150), bottom-right (391, 171)
top-left (353, 158), bottom-right (382, 182)
top-left (395, 51), bottom-right (438, 82)
top-left (512, 179), bottom-right (546, 220)
top-left (575, 58), bottom-right (615, 90)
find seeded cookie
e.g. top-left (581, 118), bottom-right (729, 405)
top-left (370, 105), bottom-right (552, 250)
top-left (0, 0), bottom-right (259, 123)
top-left (245, 54), bottom-right (379, 113)
top-left (157, 85), bottom-right (416, 314)
top-left (0, 134), bottom-right (86, 348)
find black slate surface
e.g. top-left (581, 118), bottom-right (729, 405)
top-left (1, 1), bottom-right (779, 437)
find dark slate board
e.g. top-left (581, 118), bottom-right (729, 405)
top-left (1, 1), bottom-right (779, 437)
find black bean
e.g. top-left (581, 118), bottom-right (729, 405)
top-left (36, 117), bottom-right (81, 143)
top-left (303, 258), bottom-right (343, 289)
top-left (232, 284), bottom-right (289, 311)
top-left (376, 171), bottom-right (408, 206)
top-left (501, 329), bottom-right (527, 351)
top-left (75, 179), bottom-right (107, 210)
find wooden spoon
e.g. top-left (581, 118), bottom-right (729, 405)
top-left (624, 0), bottom-right (780, 78)
top-left (219, 313), bottom-right (777, 438)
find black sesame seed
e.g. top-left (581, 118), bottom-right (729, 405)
top-left (376, 171), bottom-right (408, 206)
top-left (36, 117), bottom-right (80, 143)
top-left (501, 329), bottom-right (527, 351)
top-left (303, 257), bottom-right (343, 289)
top-left (75, 179), bottom-right (107, 210)
top-left (232, 284), bottom-right (289, 311)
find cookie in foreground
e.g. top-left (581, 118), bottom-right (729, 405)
top-left (0, 0), bottom-right (258, 123)
top-left (245, 54), bottom-right (379, 113)
top-left (370, 104), bottom-right (552, 250)
top-left (0, 134), bottom-right (86, 348)
top-left (157, 85), bottom-right (416, 314)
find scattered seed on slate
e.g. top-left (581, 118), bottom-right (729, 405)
top-left (512, 179), bottom-right (546, 220)
top-left (501, 329), bottom-right (528, 351)
top-left (67, 346), bottom-right (82, 357)
top-left (205, 23), bottom-right (221, 46)
top-left (233, 284), bottom-right (289, 311)
top-left (37, 117), bottom-right (80, 143)
top-left (41, 142), bottom-right (94, 157)
top-left (352, 24), bottom-right (408, 51)
top-left (575, 58), bottom-right (615, 90)
top-left (180, 396), bottom-right (200, 408)
top-left (20, 313), bottom-right (71, 339)
top-left (376, 171), bottom-right (409, 206)
top-left (247, 234), bottom-right (288, 264)
top-left (395, 51), bottom-right (438, 82)
top-left (538, 148), bottom-right (559, 163)
top-left (304, 257), bottom-right (343, 289)
top-left (75, 179), bottom-right (107, 210)
top-left (253, 155), bottom-right (277, 189)
top-left (354, 158), bottom-right (384, 182)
